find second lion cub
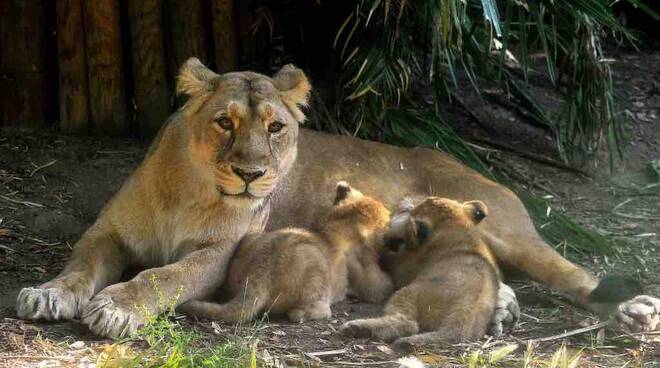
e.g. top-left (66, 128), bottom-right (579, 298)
top-left (178, 182), bottom-right (392, 323)
top-left (341, 197), bottom-right (500, 350)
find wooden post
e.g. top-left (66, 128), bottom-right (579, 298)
top-left (83, 0), bottom-right (128, 136)
top-left (0, 1), bottom-right (49, 127)
top-left (128, 0), bottom-right (170, 138)
top-left (210, 0), bottom-right (239, 73)
top-left (165, 0), bottom-right (208, 79)
top-left (56, 0), bottom-right (90, 134)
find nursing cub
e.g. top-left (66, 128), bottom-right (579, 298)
top-left (178, 182), bottom-right (393, 322)
top-left (341, 197), bottom-right (499, 350)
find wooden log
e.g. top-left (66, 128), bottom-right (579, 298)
top-left (128, 0), bottom-right (170, 138)
top-left (56, 0), bottom-right (90, 134)
top-left (210, 0), bottom-right (239, 73)
top-left (164, 0), bottom-right (208, 79)
top-left (0, 1), bottom-right (49, 127)
top-left (82, 0), bottom-right (128, 136)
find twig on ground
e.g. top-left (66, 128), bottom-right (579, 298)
top-left (332, 360), bottom-right (397, 366)
top-left (0, 195), bottom-right (44, 208)
top-left (0, 355), bottom-right (76, 361)
top-left (472, 137), bottom-right (591, 177)
top-left (613, 198), bottom-right (660, 220)
top-left (529, 321), bottom-right (610, 343)
top-left (29, 160), bottom-right (57, 177)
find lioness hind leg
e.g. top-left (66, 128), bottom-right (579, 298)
top-left (340, 314), bottom-right (419, 342)
top-left (17, 233), bottom-right (127, 321)
top-left (484, 232), bottom-right (599, 306)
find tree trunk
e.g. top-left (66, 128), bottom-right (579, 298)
top-left (83, 0), bottom-right (128, 136)
top-left (210, 0), bottom-right (239, 73)
top-left (165, 0), bottom-right (208, 78)
top-left (128, 0), bottom-right (170, 138)
top-left (56, 0), bottom-right (90, 134)
top-left (0, 1), bottom-right (49, 127)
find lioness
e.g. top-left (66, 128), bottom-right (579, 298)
top-left (178, 181), bottom-right (392, 323)
top-left (341, 197), bottom-right (499, 350)
top-left (16, 58), bottom-right (658, 338)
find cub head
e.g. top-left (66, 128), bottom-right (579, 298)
top-left (321, 181), bottom-right (391, 249)
top-left (386, 197), bottom-right (488, 252)
top-left (176, 58), bottom-right (310, 202)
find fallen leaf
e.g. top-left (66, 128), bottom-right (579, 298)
top-left (376, 345), bottom-right (394, 355)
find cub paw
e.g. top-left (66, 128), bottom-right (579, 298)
top-left (392, 337), bottom-right (416, 353)
top-left (488, 282), bottom-right (520, 337)
top-left (82, 292), bottom-right (145, 339)
top-left (339, 320), bottom-right (373, 338)
top-left (16, 287), bottom-right (80, 321)
top-left (614, 295), bottom-right (660, 332)
top-left (288, 303), bottom-right (331, 323)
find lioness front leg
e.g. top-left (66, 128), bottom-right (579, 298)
top-left (17, 231), bottom-right (128, 321)
top-left (82, 242), bottom-right (236, 339)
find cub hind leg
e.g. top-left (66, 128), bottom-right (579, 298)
top-left (340, 313), bottom-right (419, 342)
top-left (288, 270), bottom-right (332, 323)
top-left (178, 287), bottom-right (269, 323)
top-left (341, 284), bottom-right (420, 341)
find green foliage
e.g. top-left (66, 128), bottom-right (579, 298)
top-left (97, 280), bottom-right (258, 368)
top-left (335, 0), bottom-right (636, 163)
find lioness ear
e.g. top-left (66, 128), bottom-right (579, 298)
top-left (273, 64), bottom-right (311, 122)
top-left (177, 58), bottom-right (219, 97)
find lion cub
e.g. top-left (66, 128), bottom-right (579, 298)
top-left (178, 182), bottom-right (392, 323)
top-left (340, 197), bottom-right (499, 350)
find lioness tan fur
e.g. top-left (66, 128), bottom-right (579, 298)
top-left (341, 197), bottom-right (499, 350)
top-left (17, 58), bottom-right (654, 339)
top-left (178, 182), bottom-right (392, 322)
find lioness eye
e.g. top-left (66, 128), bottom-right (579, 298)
top-left (268, 121), bottom-right (285, 133)
top-left (214, 117), bottom-right (233, 130)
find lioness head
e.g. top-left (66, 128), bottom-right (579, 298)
top-left (386, 197), bottom-right (488, 251)
top-left (176, 58), bottom-right (310, 201)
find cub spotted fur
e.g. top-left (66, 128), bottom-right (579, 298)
top-left (341, 197), bottom-right (499, 350)
top-left (178, 182), bottom-right (393, 322)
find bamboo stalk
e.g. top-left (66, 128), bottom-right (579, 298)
top-left (128, 0), bottom-right (170, 138)
top-left (56, 0), bottom-right (90, 134)
top-left (165, 0), bottom-right (208, 78)
top-left (0, 1), bottom-right (49, 127)
top-left (82, 0), bottom-right (128, 136)
top-left (211, 0), bottom-right (239, 73)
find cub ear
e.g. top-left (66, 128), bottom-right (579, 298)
top-left (273, 64), bottom-right (311, 122)
top-left (176, 58), bottom-right (219, 97)
top-left (464, 200), bottom-right (488, 224)
top-left (333, 181), bottom-right (352, 205)
top-left (333, 181), bottom-right (363, 205)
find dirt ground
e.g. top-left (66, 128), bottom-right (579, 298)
top-left (0, 47), bottom-right (659, 367)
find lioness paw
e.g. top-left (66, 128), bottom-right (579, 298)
top-left (488, 282), bottom-right (520, 337)
top-left (16, 287), bottom-right (80, 321)
top-left (82, 292), bottom-right (145, 339)
top-left (615, 295), bottom-right (660, 332)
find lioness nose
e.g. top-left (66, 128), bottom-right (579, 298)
top-left (232, 166), bottom-right (266, 183)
